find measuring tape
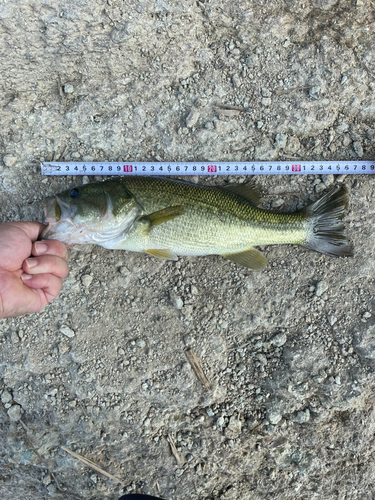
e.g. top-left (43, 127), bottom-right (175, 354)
top-left (41, 161), bottom-right (375, 176)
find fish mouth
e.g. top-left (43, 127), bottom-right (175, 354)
top-left (44, 196), bottom-right (75, 224)
top-left (42, 196), bottom-right (77, 240)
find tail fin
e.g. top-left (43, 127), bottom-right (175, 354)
top-left (302, 186), bottom-right (353, 257)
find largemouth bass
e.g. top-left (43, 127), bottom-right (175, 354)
top-left (42, 177), bottom-right (353, 269)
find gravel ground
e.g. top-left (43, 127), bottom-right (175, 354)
top-left (1, 1), bottom-right (375, 499)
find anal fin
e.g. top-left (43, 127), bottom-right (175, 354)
top-left (145, 249), bottom-right (178, 260)
top-left (222, 247), bottom-right (267, 269)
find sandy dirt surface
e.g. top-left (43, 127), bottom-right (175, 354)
top-left (1, 1), bottom-right (375, 499)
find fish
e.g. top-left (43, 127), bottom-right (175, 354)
top-left (42, 177), bottom-right (353, 269)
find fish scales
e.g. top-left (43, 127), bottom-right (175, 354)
top-left (120, 177), bottom-right (307, 255)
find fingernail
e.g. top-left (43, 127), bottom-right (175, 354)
top-left (21, 273), bottom-right (32, 281)
top-left (35, 242), bottom-right (48, 254)
top-left (26, 258), bottom-right (38, 268)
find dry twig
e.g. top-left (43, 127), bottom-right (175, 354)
top-left (185, 348), bottom-right (211, 390)
top-left (167, 434), bottom-right (185, 466)
top-left (61, 446), bottom-right (124, 484)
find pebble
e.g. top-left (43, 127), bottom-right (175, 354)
top-left (81, 274), bottom-right (93, 287)
top-left (170, 292), bottom-right (183, 309)
top-left (216, 416), bottom-right (225, 428)
top-left (3, 154), bottom-right (17, 167)
top-left (309, 86), bottom-right (321, 99)
top-left (316, 281), bottom-right (329, 297)
top-left (271, 332), bottom-right (287, 347)
top-left (267, 411), bottom-right (282, 425)
top-left (296, 409), bottom-right (310, 423)
top-left (322, 174), bottom-right (334, 187)
top-left (353, 141), bottom-right (363, 157)
top-left (186, 108), bottom-right (200, 128)
top-left (7, 404), bottom-right (22, 422)
top-left (328, 315), bottom-right (337, 326)
top-left (285, 136), bottom-right (300, 154)
top-left (60, 325), bottom-right (75, 338)
top-left (261, 97), bottom-right (272, 107)
top-left (274, 133), bottom-right (288, 149)
top-left (1, 390), bottom-right (13, 404)
top-left (272, 199), bottom-right (285, 208)
top-left (225, 415), bottom-right (242, 436)
top-left (63, 84), bottom-right (74, 94)
top-left (366, 128), bottom-right (374, 140)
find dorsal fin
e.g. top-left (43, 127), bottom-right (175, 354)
top-left (221, 182), bottom-right (260, 205)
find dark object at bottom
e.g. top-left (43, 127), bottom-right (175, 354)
top-left (119, 495), bottom-right (165, 500)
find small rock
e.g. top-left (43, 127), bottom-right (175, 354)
top-left (216, 416), bottom-right (225, 428)
top-left (366, 128), bottom-right (374, 141)
top-left (136, 339), bottom-right (146, 348)
top-left (337, 174), bottom-right (347, 183)
top-left (81, 274), bottom-right (93, 287)
top-left (7, 404), bottom-right (22, 422)
top-left (118, 347), bottom-right (125, 356)
top-left (186, 108), bottom-right (200, 128)
top-left (232, 74), bottom-right (241, 87)
top-left (225, 415), bottom-right (242, 437)
top-left (353, 141), bottom-right (363, 157)
top-left (272, 199), bottom-right (285, 208)
top-left (261, 88), bottom-right (271, 97)
top-left (274, 133), bottom-right (288, 149)
top-left (170, 292), bottom-right (183, 309)
top-left (316, 281), bottom-right (329, 297)
top-left (296, 409), bottom-right (310, 423)
top-left (328, 315), bottom-right (337, 326)
top-left (60, 325), bottom-right (75, 338)
top-left (267, 411), bottom-right (282, 425)
top-left (1, 390), bottom-right (13, 404)
top-left (271, 332), bottom-right (287, 347)
top-left (261, 97), bottom-right (272, 107)
top-left (11, 331), bottom-right (20, 344)
top-left (335, 123), bottom-right (349, 133)
top-left (42, 474), bottom-right (52, 486)
top-left (3, 155), bottom-right (17, 167)
top-left (309, 86), bottom-right (321, 99)
top-left (340, 74), bottom-right (347, 85)
top-left (285, 136), bottom-right (300, 154)
top-left (63, 84), bottom-right (74, 94)
top-left (322, 174), bottom-right (334, 187)
top-left (257, 353), bottom-right (268, 365)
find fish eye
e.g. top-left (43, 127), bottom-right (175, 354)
top-left (70, 188), bottom-right (80, 198)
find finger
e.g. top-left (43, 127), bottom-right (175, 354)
top-left (21, 273), bottom-right (64, 303)
top-left (31, 240), bottom-right (69, 261)
top-left (5, 221), bottom-right (47, 241)
top-left (23, 255), bottom-right (69, 279)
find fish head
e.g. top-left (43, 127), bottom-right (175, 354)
top-left (42, 180), bottom-right (140, 245)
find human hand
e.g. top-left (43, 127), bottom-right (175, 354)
top-left (0, 222), bottom-right (69, 319)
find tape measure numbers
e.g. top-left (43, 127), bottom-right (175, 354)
top-left (41, 161), bottom-right (375, 176)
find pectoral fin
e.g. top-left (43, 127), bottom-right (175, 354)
top-left (142, 205), bottom-right (185, 231)
top-left (222, 247), bottom-right (267, 269)
top-left (145, 249), bottom-right (178, 260)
